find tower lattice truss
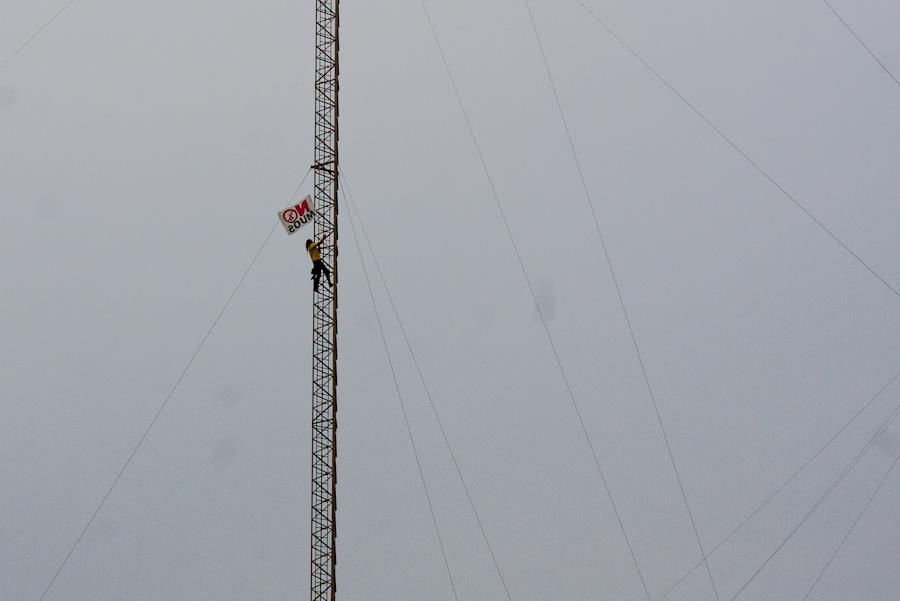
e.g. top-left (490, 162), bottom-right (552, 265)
top-left (310, 0), bottom-right (339, 599)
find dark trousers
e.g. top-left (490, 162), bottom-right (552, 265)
top-left (311, 259), bottom-right (332, 291)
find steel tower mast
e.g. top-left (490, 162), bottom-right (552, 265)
top-left (310, 0), bottom-right (340, 599)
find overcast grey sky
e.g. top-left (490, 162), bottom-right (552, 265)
top-left (2, 0), bottom-right (900, 600)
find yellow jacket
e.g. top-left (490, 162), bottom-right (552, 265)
top-left (308, 241), bottom-right (322, 262)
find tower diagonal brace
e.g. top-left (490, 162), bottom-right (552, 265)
top-left (310, 0), bottom-right (340, 600)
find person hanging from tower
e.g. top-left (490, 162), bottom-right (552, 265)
top-left (307, 234), bottom-right (333, 293)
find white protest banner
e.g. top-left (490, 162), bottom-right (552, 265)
top-left (279, 195), bottom-right (316, 234)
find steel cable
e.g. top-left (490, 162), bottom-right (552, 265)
top-left (727, 393), bottom-right (900, 600)
top-left (0, 0), bottom-right (77, 73)
top-left (822, 0), bottom-right (900, 89)
top-left (574, 0), bottom-right (900, 302)
top-left (36, 168), bottom-right (311, 601)
top-left (657, 366), bottom-right (900, 600)
top-left (523, 3), bottom-right (720, 599)
top-left (341, 173), bottom-right (514, 601)
top-left (417, 1), bottom-right (653, 598)
top-left (343, 183), bottom-right (461, 601)
top-left (802, 447), bottom-right (900, 600)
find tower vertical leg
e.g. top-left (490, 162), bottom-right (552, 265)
top-left (310, 0), bottom-right (339, 600)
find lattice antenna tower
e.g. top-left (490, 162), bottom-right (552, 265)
top-left (310, 0), bottom-right (340, 599)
